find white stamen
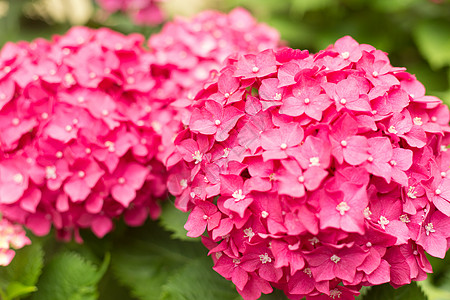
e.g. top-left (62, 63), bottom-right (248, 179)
top-left (77, 96), bottom-right (85, 103)
top-left (56, 151), bottom-right (63, 158)
top-left (336, 201), bottom-right (350, 216)
top-left (232, 189), bottom-right (245, 201)
top-left (118, 177), bottom-right (125, 184)
top-left (259, 253), bottom-right (272, 264)
top-left (192, 150), bottom-right (203, 164)
top-left (366, 242), bottom-right (372, 247)
top-left (215, 119), bottom-right (221, 125)
top-left (41, 112), bottom-right (49, 119)
top-left (372, 71), bottom-right (378, 77)
top-left (180, 179), bottom-right (188, 189)
top-left (304, 98), bottom-right (310, 104)
top-left (301, 268), bottom-right (312, 278)
top-left (390, 160), bottom-right (397, 166)
top-left (252, 66), bottom-right (259, 73)
top-left (413, 117), bottom-right (423, 126)
top-left (274, 93), bottom-right (282, 100)
top-left (431, 116), bottom-right (437, 122)
top-left (441, 172), bottom-right (447, 177)
top-left (78, 171), bottom-right (85, 178)
top-left (407, 186), bottom-right (417, 199)
top-left (65, 125), bottom-right (73, 132)
top-left (341, 52), bottom-right (350, 59)
top-left (309, 237), bottom-right (319, 245)
top-left (378, 216), bottom-right (390, 229)
top-left (89, 72), bottom-right (96, 79)
top-left (425, 223), bottom-right (436, 236)
top-left (298, 176), bottom-right (305, 183)
top-left (340, 140), bottom-right (347, 147)
top-left (13, 173), bottom-right (24, 184)
top-left (388, 125), bottom-right (398, 134)
top-left (280, 143), bottom-right (287, 150)
top-left (364, 207), bottom-right (372, 219)
top-left (243, 228), bottom-right (255, 241)
top-left (45, 166), bottom-right (57, 180)
top-left (261, 211), bottom-right (269, 218)
top-left (340, 98), bottom-right (347, 105)
top-left (330, 289), bottom-right (342, 299)
top-left (400, 214), bottom-right (410, 223)
top-left (12, 118), bottom-right (20, 126)
top-left (330, 254), bottom-right (341, 264)
top-left (102, 110), bottom-right (109, 116)
top-left (367, 156), bottom-right (374, 162)
top-left (435, 189), bottom-right (442, 195)
top-left (309, 157), bottom-right (320, 167)
top-left (224, 92), bottom-right (230, 98)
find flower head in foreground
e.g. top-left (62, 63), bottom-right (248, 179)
top-left (169, 36), bottom-right (450, 299)
top-left (0, 218), bottom-right (31, 266)
top-left (0, 27), bottom-right (167, 240)
top-left (95, 0), bottom-right (165, 25)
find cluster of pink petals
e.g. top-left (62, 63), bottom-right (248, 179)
top-left (149, 8), bottom-right (280, 166)
top-left (168, 36), bottom-right (450, 299)
top-left (95, 0), bottom-right (165, 25)
top-left (0, 9), bottom-right (280, 242)
top-left (0, 218), bottom-right (31, 266)
top-left (0, 27), bottom-right (168, 241)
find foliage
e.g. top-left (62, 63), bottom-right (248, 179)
top-left (0, 241), bottom-right (44, 300)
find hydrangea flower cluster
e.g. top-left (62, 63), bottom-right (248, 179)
top-left (148, 8), bottom-right (280, 166)
top-left (0, 9), bottom-right (280, 242)
top-left (0, 27), bottom-right (167, 241)
top-left (168, 36), bottom-right (450, 299)
top-left (95, 0), bottom-right (165, 25)
top-left (0, 218), bottom-right (31, 266)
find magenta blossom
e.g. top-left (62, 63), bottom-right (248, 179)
top-left (169, 36), bottom-right (450, 299)
top-left (0, 219), bottom-right (31, 266)
top-left (96, 0), bottom-right (165, 26)
top-left (0, 27), bottom-right (168, 240)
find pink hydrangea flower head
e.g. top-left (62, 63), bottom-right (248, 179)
top-left (95, 0), bottom-right (165, 25)
top-left (169, 36), bottom-right (450, 299)
top-left (0, 218), bottom-right (31, 266)
top-left (0, 27), bottom-right (170, 240)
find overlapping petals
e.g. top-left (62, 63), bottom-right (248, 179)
top-left (169, 36), bottom-right (450, 299)
top-left (0, 27), bottom-right (168, 240)
top-left (0, 9), bottom-right (280, 242)
top-left (0, 219), bottom-right (31, 266)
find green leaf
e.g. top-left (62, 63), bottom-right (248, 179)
top-left (363, 282), bottom-right (427, 300)
top-left (5, 281), bottom-right (37, 299)
top-left (370, 0), bottom-right (420, 12)
top-left (158, 199), bottom-right (194, 241)
top-left (160, 256), bottom-right (238, 300)
top-left (0, 241), bottom-right (44, 299)
top-left (418, 279), bottom-right (450, 300)
top-left (414, 20), bottom-right (450, 69)
top-left (111, 221), bottom-right (223, 300)
top-left (31, 251), bottom-right (107, 300)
